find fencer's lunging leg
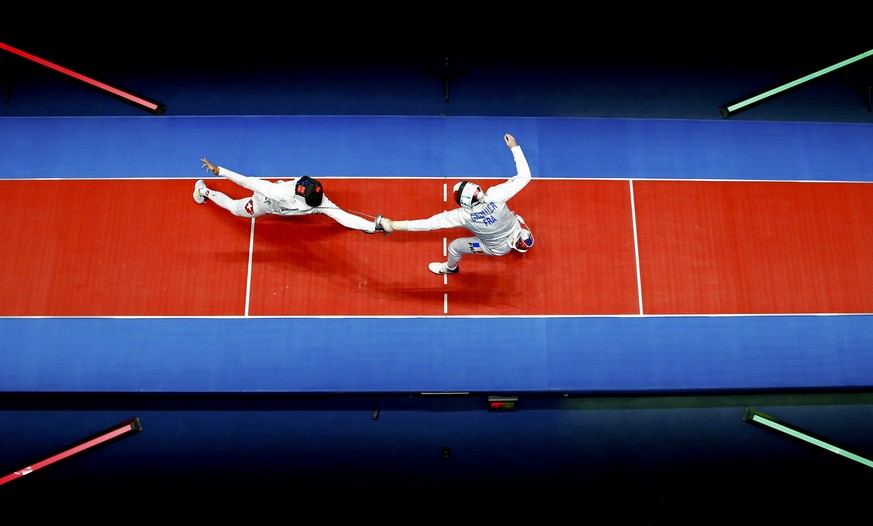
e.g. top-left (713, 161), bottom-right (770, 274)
top-left (200, 184), bottom-right (269, 218)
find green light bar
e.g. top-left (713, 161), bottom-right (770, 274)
top-left (719, 49), bottom-right (873, 118)
top-left (744, 408), bottom-right (873, 469)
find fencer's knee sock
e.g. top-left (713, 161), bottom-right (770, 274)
top-left (204, 189), bottom-right (235, 211)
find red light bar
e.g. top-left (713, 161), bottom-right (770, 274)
top-left (0, 417), bottom-right (143, 486)
top-left (0, 41), bottom-right (167, 115)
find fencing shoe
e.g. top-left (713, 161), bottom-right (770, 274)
top-left (193, 180), bottom-right (209, 204)
top-left (428, 262), bottom-right (459, 275)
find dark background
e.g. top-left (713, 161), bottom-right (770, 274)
top-left (2, 26), bottom-right (873, 521)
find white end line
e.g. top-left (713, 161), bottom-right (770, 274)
top-left (629, 180), bottom-right (643, 315)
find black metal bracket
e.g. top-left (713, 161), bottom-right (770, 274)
top-left (429, 57), bottom-right (467, 103)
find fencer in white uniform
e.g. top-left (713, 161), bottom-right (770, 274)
top-left (378, 133), bottom-right (534, 274)
top-left (195, 158), bottom-right (383, 234)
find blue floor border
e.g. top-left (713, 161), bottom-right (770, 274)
top-left (4, 115), bottom-right (873, 182)
top-left (2, 315), bottom-right (871, 393)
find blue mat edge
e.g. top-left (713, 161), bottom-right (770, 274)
top-left (1, 316), bottom-right (870, 394)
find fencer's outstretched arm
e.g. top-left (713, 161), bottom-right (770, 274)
top-left (199, 157), bottom-right (295, 204)
top-left (380, 133), bottom-right (523, 234)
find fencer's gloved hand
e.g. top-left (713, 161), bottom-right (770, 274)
top-left (380, 218), bottom-right (395, 233)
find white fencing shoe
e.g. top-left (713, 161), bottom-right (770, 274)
top-left (428, 262), bottom-right (459, 275)
top-left (193, 180), bottom-right (208, 204)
